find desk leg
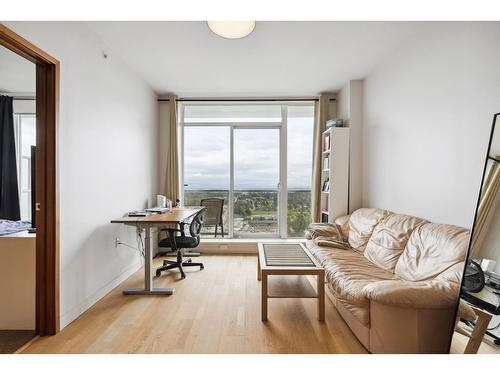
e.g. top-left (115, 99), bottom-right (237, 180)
top-left (464, 307), bottom-right (492, 354)
top-left (123, 226), bottom-right (175, 296)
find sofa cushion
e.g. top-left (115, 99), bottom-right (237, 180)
top-left (322, 249), bottom-right (397, 326)
top-left (305, 239), bottom-right (347, 267)
top-left (364, 214), bottom-right (428, 272)
top-left (348, 208), bottom-right (392, 253)
top-left (395, 223), bottom-right (470, 282)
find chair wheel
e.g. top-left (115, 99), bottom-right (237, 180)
top-left (163, 260), bottom-right (168, 266)
top-left (200, 265), bottom-right (204, 270)
top-left (187, 259), bottom-right (192, 263)
top-left (156, 270), bottom-right (161, 277)
top-left (181, 274), bottom-right (186, 279)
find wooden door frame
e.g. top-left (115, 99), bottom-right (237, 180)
top-left (0, 23), bottom-right (60, 335)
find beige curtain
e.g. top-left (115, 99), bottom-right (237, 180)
top-left (470, 159), bottom-right (500, 257)
top-left (164, 95), bottom-right (180, 203)
top-left (311, 95), bottom-right (331, 222)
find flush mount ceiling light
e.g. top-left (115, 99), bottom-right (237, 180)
top-left (207, 21), bottom-right (256, 39)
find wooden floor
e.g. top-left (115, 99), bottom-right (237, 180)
top-left (21, 255), bottom-right (367, 354)
top-left (450, 331), bottom-right (500, 354)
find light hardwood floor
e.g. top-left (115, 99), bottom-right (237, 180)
top-left (450, 331), bottom-right (500, 354)
top-left (22, 254), bottom-right (367, 354)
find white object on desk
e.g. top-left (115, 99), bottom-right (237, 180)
top-left (156, 194), bottom-right (167, 208)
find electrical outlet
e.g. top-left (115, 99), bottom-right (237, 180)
top-left (115, 237), bottom-right (120, 248)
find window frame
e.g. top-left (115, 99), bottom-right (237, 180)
top-left (179, 101), bottom-right (314, 239)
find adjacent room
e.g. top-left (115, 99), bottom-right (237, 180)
top-left (1, 20), bottom-right (500, 355)
top-left (0, 44), bottom-right (36, 353)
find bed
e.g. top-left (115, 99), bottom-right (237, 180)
top-left (0, 228), bottom-right (36, 330)
top-left (0, 220), bottom-right (32, 236)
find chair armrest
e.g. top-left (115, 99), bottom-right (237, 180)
top-left (363, 279), bottom-right (459, 309)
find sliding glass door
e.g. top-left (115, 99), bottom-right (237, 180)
top-left (181, 102), bottom-right (314, 239)
top-left (183, 126), bottom-right (230, 236)
top-left (232, 127), bottom-right (280, 238)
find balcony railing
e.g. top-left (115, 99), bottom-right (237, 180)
top-left (183, 189), bottom-right (311, 238)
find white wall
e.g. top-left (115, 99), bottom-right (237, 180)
top-left (362, 22), bottom-right (500, 228)
top-left (5, 22), bottom-right (159, 328)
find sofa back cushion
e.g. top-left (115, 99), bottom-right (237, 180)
top-left (334, 214), bottom-right (350, 242)
top-left (348, 208), bottom-right (392, 253)
top-left (395, 223), bottom-right (470, 281)
top-left (364, 214), bottom-right (428, 272)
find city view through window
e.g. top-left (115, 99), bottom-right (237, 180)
top-left (182, 103), bottom-right (314, 238)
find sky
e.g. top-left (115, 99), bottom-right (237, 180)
top-left (183, 117), bottom-right (313, 190)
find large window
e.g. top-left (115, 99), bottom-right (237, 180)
top-left (14, 114), bottom-right (36, 221)
top-left (181, 102), bottom-right (314, 238)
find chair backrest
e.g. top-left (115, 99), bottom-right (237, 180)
top-left (200, 198), bottom-right (224, 226)
top-left (189, 207), bottom-right (207, 238)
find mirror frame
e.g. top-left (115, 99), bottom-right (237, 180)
top-left (447, 112), bottom-right (500, 352)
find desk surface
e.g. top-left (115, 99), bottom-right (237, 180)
top-left (111, 207), bottom-right (203, 225)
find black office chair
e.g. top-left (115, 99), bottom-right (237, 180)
top-left (156, 208), bottom-right (206, 279)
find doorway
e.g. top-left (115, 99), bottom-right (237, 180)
top-left (0, 24), bottom-right (60, 339)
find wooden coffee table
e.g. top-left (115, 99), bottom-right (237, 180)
top-left (257, 243), bottom-right (325, 321)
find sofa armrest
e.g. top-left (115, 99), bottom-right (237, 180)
top-left (363, 279), bottom-right (459, 309)
top-left (305, 222), bottom-right (343, 241)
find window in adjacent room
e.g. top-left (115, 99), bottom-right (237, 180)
top-left (14, 113), bottom-right (36, 221)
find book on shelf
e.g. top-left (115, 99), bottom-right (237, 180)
top-left (322, 178), bottom-right (330, 192)
top-left (323, 157), bottom-right (329, 170)
top-left (323, 134), bottom-right (330, 152)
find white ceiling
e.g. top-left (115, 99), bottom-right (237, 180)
top-left (87, 21), bottom-right (425, 97)
top-left (0, 45), bottom-right (36, 94)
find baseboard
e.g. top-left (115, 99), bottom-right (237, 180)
top-left (198, 243), bottom-right (257, 254)
top-left (197, 238), bottom-right (305, 254)
top-left (59, 258), bottom-right (142, 329)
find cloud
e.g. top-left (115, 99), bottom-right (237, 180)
top-left (184, 117), bottom-right (313, 190)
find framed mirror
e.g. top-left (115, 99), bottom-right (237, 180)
top-left (451, 113), bottom-right (500, 353)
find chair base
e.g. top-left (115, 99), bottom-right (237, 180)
top-left (158, 249), bottom-right (201, 257)
top-left (156, 254), bottom-right (204, 279)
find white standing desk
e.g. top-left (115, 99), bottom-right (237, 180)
top-left (111, 207), bottom-right (203, 296)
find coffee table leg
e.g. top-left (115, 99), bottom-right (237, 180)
top-left (317, 272), bottom-right (325, 321)
top-left (261, 272), bottom-right (268, 321)
top-left (257, 252), bottom-right (261, 281)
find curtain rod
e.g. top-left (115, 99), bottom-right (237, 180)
top-left (157, 98), bottom-right (336, 102)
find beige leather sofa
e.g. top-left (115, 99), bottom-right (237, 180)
top-left (305, 208), bottom-right (469, 353)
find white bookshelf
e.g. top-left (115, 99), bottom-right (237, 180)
top-left (320, 127), bottom-right (350, 223)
